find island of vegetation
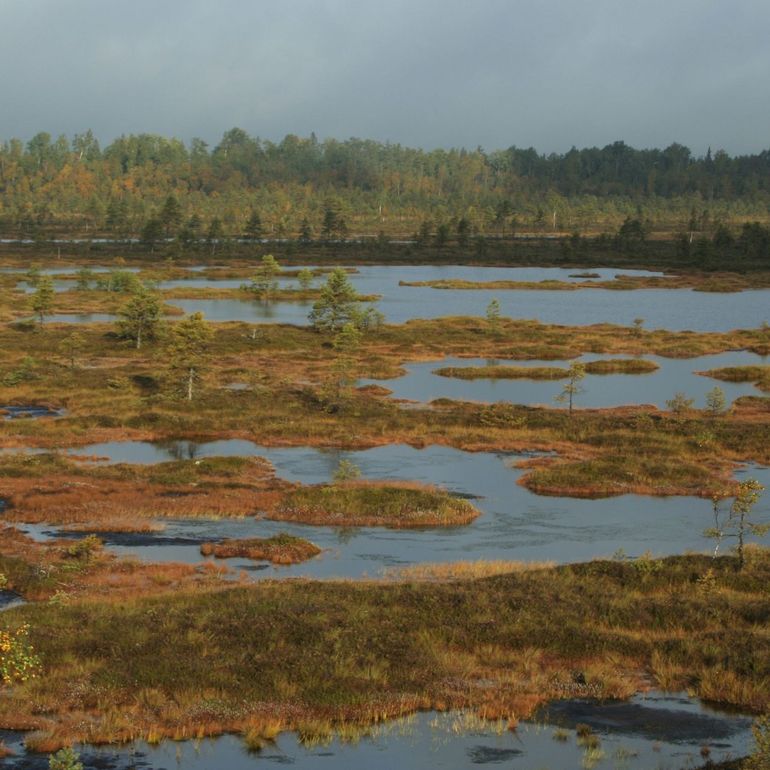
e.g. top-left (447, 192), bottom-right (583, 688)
top-left (271, 481), bottom-right (480, 528)
top-left (200, 534), bottom-right (321, 564)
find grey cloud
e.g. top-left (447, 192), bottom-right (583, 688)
top-left (0, 0), bottom-right (768, 153)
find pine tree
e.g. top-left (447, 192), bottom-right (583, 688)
top-left (555, 362), bottom-right (586, 414)
top-left (31, 276), bottom-right (55, 325)
top-left (244, 210), bottom-right (263, 241)
top-left (248, 254), bottom-right (281, 302)
top-left (117, 288), bottom-right (163, 349)
top-left (309, 268), bottom-right (360, 332)
top-left (166, 312), bottom-right (213, 400)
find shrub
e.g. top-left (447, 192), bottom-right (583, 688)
top-left (0, 624), bottom-right (40, 685)
top-left (48, 747), bottom-right (83, 770)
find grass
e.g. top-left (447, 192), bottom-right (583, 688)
top-left (383, 560), bottom-right (556, 581)
top-left (519, 454), bottom-right (726, 498)
top-left (0, 550), bottom-right (766, 749)
top-left (0, 268), bottom-right (768, 759)
top-left (434, 365), bottom-right (568, 380)
top-left (583, 359), bottom-right (659, 374)
top-left (272, 481), bottom-right (480, 528)
top-left (200, 533), bottom-right (321, 564)
top-left (398, 272), bottom-right (770, 293)
top-left (426, 360), bottom-right (656, 380)
top-left (699, 366), bottom-right (770, 392)
top-left (0, 454), bottom-right (285, 524)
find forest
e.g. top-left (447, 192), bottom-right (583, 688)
top-left (2, 129), bottom-right (770, 241)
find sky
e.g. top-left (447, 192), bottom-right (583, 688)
top-left (0, 0), bottom-right (769, 155)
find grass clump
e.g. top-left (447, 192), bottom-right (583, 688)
top-left (699, 366), bottom-right (770, 392)
top-left (272, 481), bottom-right (480, 528)
top-left (434, 365), bottom-right (567, 380)
top-left (583, 359), bottom-right (659, 375)
top-left (521, 454), bottom-right (723, 498)
top-left (0, 551), bottom-right (767, 749)
top-left (200, 534), bottom-right (321, 564)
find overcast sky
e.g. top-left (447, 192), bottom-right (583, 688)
top-left (1, 0), bottom-right (768, 155)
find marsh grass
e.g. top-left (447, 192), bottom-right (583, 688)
top-left (0, 308), bottom-right (767, 518)
top-left (434, 365), bottom-right (568, 380)
top-left (383, 560), bottom-right (556, 581)
top-left (583, 359), bottom-right (659, 374)
top-left (272, 480), bottom-right (480, 528)
top-left (0, 550), bottom-right (765, 750)
top-left (699, 366), bottom-right (770, 392)
top-left (399, 272), bottom-right (770, 293)
top-left (200, 534), bottom-right (321, 564)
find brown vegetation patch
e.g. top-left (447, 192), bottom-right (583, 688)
top-left (0, 455), bottom-right (284, 524)
top-left (434, 365), bottom-right (567, 380)
top-left (200, 534), bottom-right (321, 564)
top-left (271, 480), bottom-right (480, 528)
top-left (583, 358), bottom-right (659, 374)
top-left (698, 365), bottom-right (770, 392)
top-left (0, 551), bottom-right (766, 749)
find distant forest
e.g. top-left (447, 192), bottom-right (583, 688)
top-left (1, 129), bottom-right (769, 240)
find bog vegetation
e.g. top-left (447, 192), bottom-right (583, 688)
top-left (0, 184), bottom-right (767, 765)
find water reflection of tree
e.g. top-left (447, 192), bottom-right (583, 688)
top-left (318, 448), bottom-right (346, 481)
top-left (335, 527), bottom-right (358, 545)
top-left (158, 440), bottom-right (201, 461)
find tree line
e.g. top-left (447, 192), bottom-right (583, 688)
top-left (1, 129), bottom-right (770, 239)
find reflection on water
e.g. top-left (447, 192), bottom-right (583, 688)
top-left (14, 441), bottom-right (763, 578)
top-left (173, 264), bottom-right (770, 331)
top-left (10, 264), bottom-right (769, 331)
top-left (360, 351), bottom-right (769, 409)
top-left (1, 405), bottom-right (62, 420)
top-left (0, 590), bottom-right (25, 612)
top-left (0, 693), bottom-right (754, 769)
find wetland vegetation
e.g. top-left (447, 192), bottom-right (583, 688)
top-left (199, 533), bottom-right (321, 564)
top-left (0, 132), bottom-right (768, 768)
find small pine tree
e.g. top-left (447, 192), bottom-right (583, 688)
top-left (166, 312), bottom-right (213, 401)
top-left (58, 332), bottom-right (85, 369)
top-left (333, 459), bottom-right (361, 483)
top-left (248, 254), bottom-right (281, 302)
top-left (117, 288), bottom-right (163, 349)
top-left (75, 267), bottom-right (94, 291)
top-left (666, 392), bottom-right (695, 414)
top-left (330, 321), bottom-right (363, 399)
top-left (705, 386), bottom-right (726, 415)
top-left (31, 276), bottom-right (55, 325)
top-left (555, 362), bottom-right (586, 414)
top-left (705, 479), bottom-right (766, 569)
top-left (48, 747), bottom-right (84, 770)
top-left (309, 268), bottom-right (360, 332)
top-left (486, 298), bottom-right (501, 332)
top-left (297, 267), bottom-right (313, 291)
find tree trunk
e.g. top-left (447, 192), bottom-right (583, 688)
top-left (136, 329), bottom-right (142, 350)
top-left (187, 367), bottom-right (194, 401)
